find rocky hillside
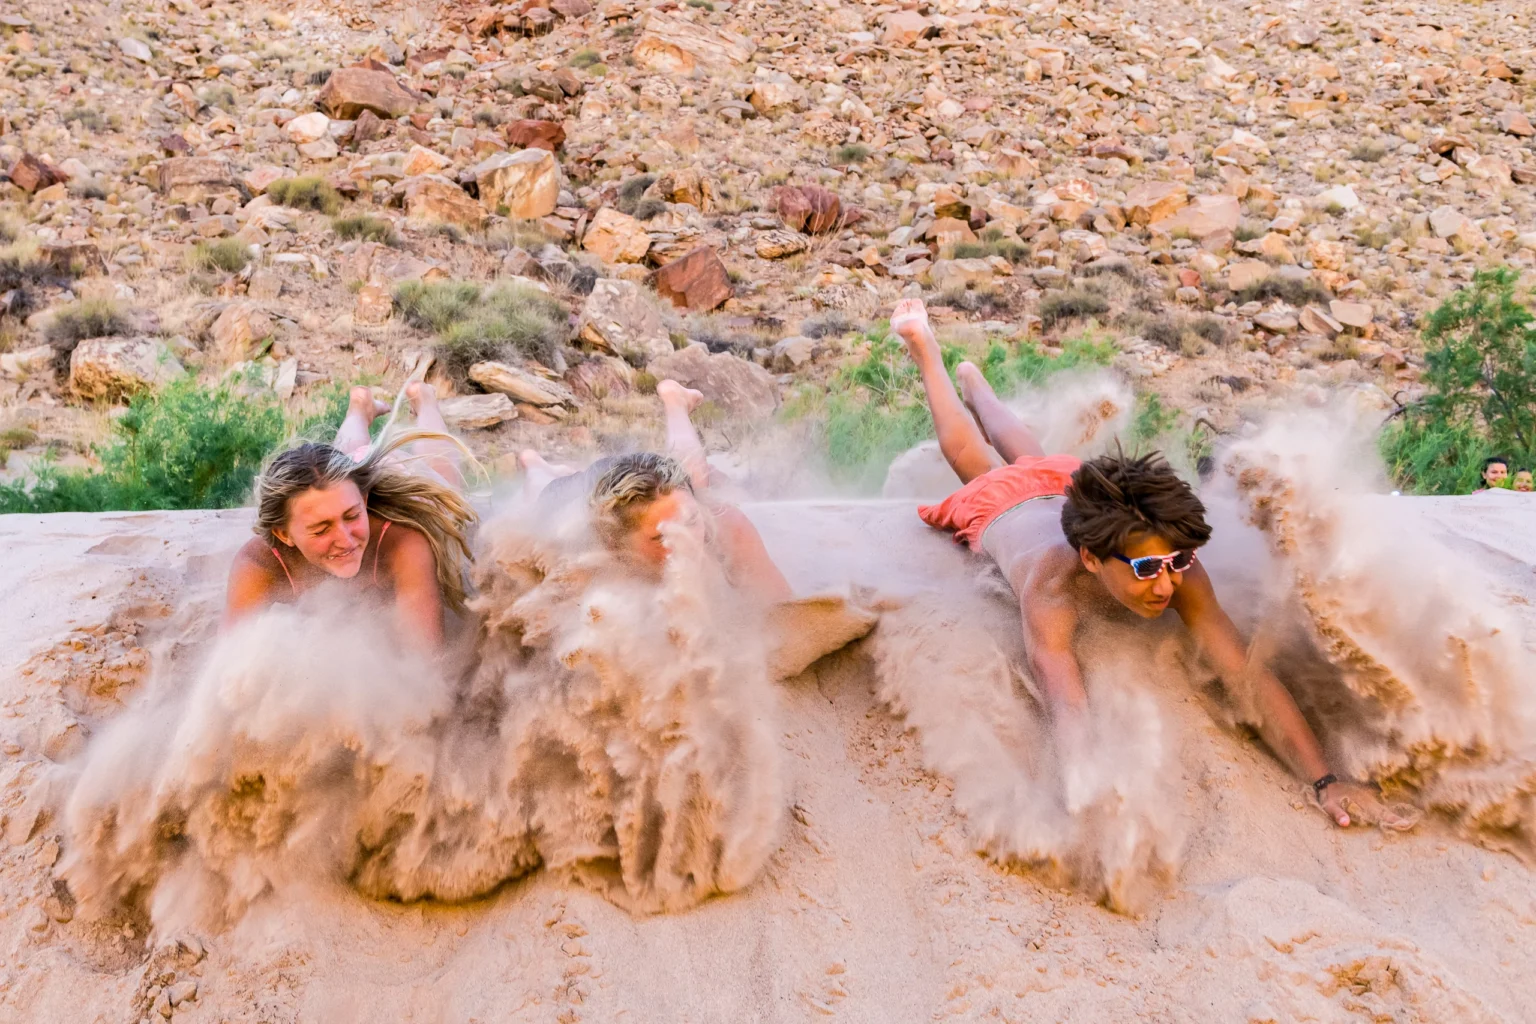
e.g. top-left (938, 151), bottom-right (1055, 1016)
top-left (0, 0), bottom-right (1533, 484)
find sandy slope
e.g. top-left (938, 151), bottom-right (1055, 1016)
top-left (1, 499), bottom-right (1534, 1024)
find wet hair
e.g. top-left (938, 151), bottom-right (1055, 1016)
top-left (587, 452), bottom-right (693, 545)
top-left (252, 430), bottom-right (478, 612)
top-left (1060, 451), bottom-right (1211, 559)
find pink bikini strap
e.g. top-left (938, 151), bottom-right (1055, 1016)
top-left (270, 547), bottom-right (297, 595)
top-left (373, 520), bottom-right (391, 585)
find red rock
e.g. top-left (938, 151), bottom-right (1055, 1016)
top-left (353, 109), bottom-right (386, 144)
top-left (1177, 268), bottom-right (1202, 289)
top-left (318, 67), bottom-right (419, 120)
top-left (648, 246), bottom-right (733, 312)
top-left (550, 0), bottom-right (591, 17)
top-left (771, 184), bottom-right (846, 235)
top-left (8, 153), bottom-right (66, 193)
top-left (505, 119), bottom-right (566, 151)
top-left (158, 134), bottom-right (192, 155)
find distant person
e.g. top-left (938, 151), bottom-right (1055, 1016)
top-left (1513, 468), bottom-right (1533, 493)
top-left (1476, 455), bottom-right (1510, 492)
top-left (890, 297), bottom-right (1415, 831)
top-left (223, 383), bottom-right (476, 653)
top-left (520, 380), bottom-right (791, 603)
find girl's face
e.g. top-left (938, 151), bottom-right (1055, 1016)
top-left (623, 490), bottom-right (705, 570)
top-left (1514, 471), bottom-right (1534, 493)
top-left (274, 481), bottom-right (371, 577)
top-left (1484, 462), bottom-right (1510, 487)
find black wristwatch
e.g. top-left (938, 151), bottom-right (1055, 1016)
top-left (1312, 773), bottom-right (1338, 797)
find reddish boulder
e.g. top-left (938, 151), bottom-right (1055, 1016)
top-left (771, 184), bottom-right (850, 235)
top-left (648, 246), bottom-right (733, 312)
top-left (318, 67), bottom-right (419, 120)
top-left (8, 153), bottom-right (67, 193)
top-left (505, 119), bottom-right (566, 152)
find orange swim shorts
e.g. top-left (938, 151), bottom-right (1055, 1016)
top-left (917, 453), bottom-right (1083, 552)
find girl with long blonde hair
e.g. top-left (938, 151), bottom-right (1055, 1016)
top-left (223, 383), bottom-right (478, 652)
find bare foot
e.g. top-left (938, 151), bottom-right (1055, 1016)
top-left (404, 381), bottom-right (439, 417)
top-left (656, 379), bottom-right (704, 413)
top-left (348, 386), bottom-right (391, 424)
top-left (889, 297), bottom-right (937, 360)
top-left (518, 449), bottom-right (578, 496)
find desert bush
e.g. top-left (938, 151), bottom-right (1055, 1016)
top-left (1380, 267), bottom-right (1536, 494)
top-left (1234, 275), bottom-right (1331, 307)
top-left (331, 215), bottom-right (398, 245)
top-left (0, 373), bottom-right (287, 513)
top-left (266, 176), bottom-right (342, 215)
top-left (1038, 285), bottom-right (1111, 329)
top-left (45, 298), bottom-right (130, 347)
top-left (616, 175), bottom-right (656, 216)
top-left (187, 238), bottom-right (251, 274)
top-left (393, 280), bottom-right (569, 383)
top-left (833, 143), bottom-right (871, 165)
top-left (953, 229), bottom-right (1030, 263)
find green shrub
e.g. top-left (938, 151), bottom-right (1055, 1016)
top-left (188, 238), bottom-right (251, 274)
top-left (1130, 393), bottom-right (1179, 450)
top-left (569, 49), bottom-right (602, 69)
top-left (1038, 285), bottom-right (1110, 329)
top-left (331, 215), bottom-right (398, 245)
top-left (393, 280), bottom-right (569, 383)
top-left (0, 374), bottom-right (287, 513)
top-left (1380, 267), bottom-right (1536, 494)
top-left (266, 176), bottom-right (342, 215)
top-left (45, 298), bottom-right (130, 346)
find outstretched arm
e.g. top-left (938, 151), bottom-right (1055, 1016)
top-left (1173, 563), bottom-right (1417, 830)
top-left (711, 504), bottom-right (793, 603)
top-left (387, 528), bottom-right (446, 652)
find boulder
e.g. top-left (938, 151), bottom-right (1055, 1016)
top-left (1313, 184), bottom-right (1361, 212)
top-left (505, 119), bottom-right (566, 151)
top-left (469, 361), bottom-right (578, 407)
top-left (583, 208), bottom-right (652, 264)
top-left (771, 185), bottom-right (846, 235)
top-left (284, 112), bottom-right (331, 144)
top-left (578, 278), bottom-right (674, 364)
top-left (1330, 300), bottom-right (1373, 329)
top-left (756, 230), bottom-right (808, 259)
top-left (1122, 181), bottom-right (1188, 225)
top-left (117, 37), bottom-right (152, 62)
top-left (1225, 260), bottom-right (1272, 292)
top-left (1428, 205), bottom-right (1485, 250)
top-left (474, 149), bottom-right (560, 219)
top-left (242, 165), bottom-right (294, 194)
top-left (645, 167), bottom-right (714, 211)
top-left (1497, 110), bottom-right (1534, 138)
top-left (649, 345), bottom-right (779, 420)
top-left (69, 337), bottom-right (184, 400)
top-left (209, 303), bottom-right (274, 366)
top-left (929, 258), bottom-right (995, 293)
top-left (404, 175), bottom-right (487, 229)
top-left (318, 67), bottom-right (418, 120)
top-left (155, 157), bottom-right (235, 200)
top-left (883, 10), bottom-right (931, 46)
top-left (770, 335), bottom-right (815, 372)
top-left (632, 13), bottom-right (755, 75)
top-left (8, 153), bottom-right (67, 193)
top-left (749, 69), bottom-right (805, 116)
top-left (648, 246), bottom-right (733, 312)
top-left (354, 284), bottom-right (393, 324)
top-left (0, 344), bottom-right (58, 381)
top-left (401, 145), bottom-right (452, 177)
top-left (439, 393), bottom-right (518, 429)
top-left (1156, 194), bottom-right (1240, 239)
top-left (565, 354), bottom-right (636, 401)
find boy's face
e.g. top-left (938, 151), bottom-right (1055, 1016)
top-left (1484, 461), bottom-right (1510, 487)
top-left (1080, 531), bottom-right (1189, 619)
top-left (1515, 471), bottom-right (1534, 493)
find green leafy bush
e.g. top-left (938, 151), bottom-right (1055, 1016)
top-left (0, 374), bottom-right (287, 513)
top-left (1380, 267), bottom-right (1536, 494)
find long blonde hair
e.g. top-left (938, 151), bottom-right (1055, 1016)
top-left (252, 430), bottom-right (479, 612)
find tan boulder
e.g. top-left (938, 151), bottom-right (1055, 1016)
top-left (648, 345), bottom-right (778, 420)
top-left (1497, 110), bottom-right (1534, 137)
top-left (1122, 181), bottom-right (1188, 225)
top-left (354, 284), bottom-right (393, 324)
top-left (210, 303), bottom-right (274, 366)
top-left (749, 69), bottom-right (805, 116)
top-left (929, 259), bottom-right (995, 293)
top-left (883, 10), bottom-right (930, 46)
top-left (1157, 194), bottom-right (1240, 239)
top-left (648, 246), bottom-right (733, 312)
top-left (474, 149), bottom-right (560, 219)
top-left (1330, 300), bottom-right (1373, 329)
top-left (284, 111), bottom-right (331, 144)
top-left (0, 344), bottom-right (55, 381)
top-left (318, 67), bottom-right (418, 120)
top-left (439, 393), bottom-right (518, 430)
top-left (68, 337), bottom-right (184, 400)
top-left (583, 208), bottom-right (652, 264)
top-left (402, 145), bottom-right (452, 177)
top-left (155, 157), bottom-right (235, 200)
top-left (578, 279), bottom-right (675, 364)
top-left (1225, 260), bottom-right (1272, 292)
top-left (756, 230), bottom-right (808, 260)
top-left (468, 361), bottom-right (577, 407)
top-left (404, 175), bottom-right (487, 230)
top-left (632, 13), bottom-right (755, 75)
top-left (242, 165), bottom-right (294, 194)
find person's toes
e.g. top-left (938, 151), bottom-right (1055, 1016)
top-left (518, 449), bottom-right (549, 471)
top-left (657, 379), bottom-right (703, 411)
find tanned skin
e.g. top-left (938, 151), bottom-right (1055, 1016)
top-left (892, 297), bottom-right (1417, 832)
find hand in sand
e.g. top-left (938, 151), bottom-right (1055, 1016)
top-left (1320, 780), bottom-right (1421, 832)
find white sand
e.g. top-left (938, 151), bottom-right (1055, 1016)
top-left (1, 492), bottom-right (1534, 1023)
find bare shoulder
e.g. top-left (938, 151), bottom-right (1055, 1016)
top-left (381, 521), bottom-right (435, 569)
top-left (230, 537), bottom-right (279, 583)
top-left (1013, 540), bottom-right (1082, 599)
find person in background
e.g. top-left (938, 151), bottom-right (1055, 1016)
top-left (1513, 468), bottom-right (1533, 493)
top-left (1476, 455), bottom-right (1511, 492)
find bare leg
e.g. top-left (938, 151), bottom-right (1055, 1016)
top-left (956, 362), bottom-right (1045, 463)
top-left (334, 386), bottom-right (391, 455)
top-left (714, 506), bottom-right (793, 602)
top-left (890, 298), bottom-right (1001, 483)
top-left (656, 379), bottom-right (711, 491)
top-left (404, 382), bottom-right (464, 488)
top-left (518, 449), bottom-right (578, 499)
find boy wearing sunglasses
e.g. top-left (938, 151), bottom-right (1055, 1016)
top-left (892, 298), bottom-right (1415, 832)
